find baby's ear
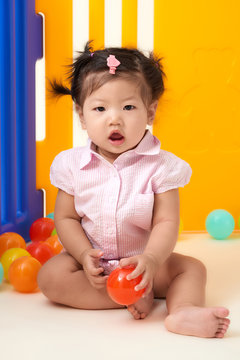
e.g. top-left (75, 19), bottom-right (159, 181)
top-left (147, 101), bottom-right (158, 125)
top-left (75, 104), bottom-right (86, 129)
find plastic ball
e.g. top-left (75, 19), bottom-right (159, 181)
top-left (8, 256), bottom-right (41, 293)
top-left (179, 218), bottom-right (183, 234)
top-left (45, 234), bottom-right (63, 255)
top-left (26, 242), bottom-right (55, 264)
top-left (0, 248), bottom-right (31, 280)
top-left (0, 262), bottom-right (3, 284)
top-left (46, 212), bottom-right (54, 219)
top-left (51, 228), bottom-right (57, 236)
top-left (107, 267), bottom-right (145, 305)
top-left (0, 232), bottom-right (26, 258)
top-left (205, 209), bottom-right (235, 240)
top-left (29, 217), bottom-right (55, 242)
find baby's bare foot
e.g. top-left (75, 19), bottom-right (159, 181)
top-left (165, 306), bottom-right (230, 338)
top-left (127, 291), bottom-right (154, 320)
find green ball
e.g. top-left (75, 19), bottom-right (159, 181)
top-left (51, 228), bottom-right (57, 236)
top-left (206, 209), bottom-right (235, 240)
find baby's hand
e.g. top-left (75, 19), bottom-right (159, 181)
top-left (81, 249), bottom-right (108, 290)
top-left (119, 253), bottom-right (158, 297)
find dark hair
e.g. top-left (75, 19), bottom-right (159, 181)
top-left (50, 41), bottom-right (165, 107)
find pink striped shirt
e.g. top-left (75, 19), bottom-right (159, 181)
top-left (50, 131), bottom-right (192, 274)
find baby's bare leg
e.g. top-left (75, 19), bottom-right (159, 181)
top-left (164, 253), bottom-right (230, 338)
top-left (37, 252), bottom-right (124, 310)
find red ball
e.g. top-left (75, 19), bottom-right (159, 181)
top-left (29, 217), bottom-right (55, 242)
top-left (26, 242), bottom-right (54, 265)
top-left (107, 267), bottom-right (145, 305)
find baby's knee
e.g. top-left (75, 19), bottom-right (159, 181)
top-left (185, 257), bottom-right (207, 281)
top-left (37, 262), bottom-right (59, 299)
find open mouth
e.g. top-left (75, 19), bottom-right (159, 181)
top-left (108, 132), bottom-right (125, 145)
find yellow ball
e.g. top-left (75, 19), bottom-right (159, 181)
top-left (0, 248), bottom-right (31, 280)
top-left (179, 218), bottom-right (183, 234)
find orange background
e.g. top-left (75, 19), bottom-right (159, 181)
top-left (36, 0), bottom-right (240, 231)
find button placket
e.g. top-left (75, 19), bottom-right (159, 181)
top-left (103, 166), bottom-right (121, 259)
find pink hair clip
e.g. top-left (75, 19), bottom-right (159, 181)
top-left (107, 55), bottom-right (121, 74)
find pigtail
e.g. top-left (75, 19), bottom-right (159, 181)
top-left (48, 41), bottom-right (94, 102)
top-left (149, 52), bottom-right (165, 77)
top-left (48, 78), bottom-right (72, 98)
top-left (84, 40), bottom-right (94, 54)
top-left (148, 52), bottom-right (166, 99)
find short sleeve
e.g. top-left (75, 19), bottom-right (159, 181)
top-left (50, 150), bottom-right (74, 195)
top-left (152, 151), bottom-right (192, 194)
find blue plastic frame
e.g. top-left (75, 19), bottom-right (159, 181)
top-left (0, 0), bottom-right (43, 241)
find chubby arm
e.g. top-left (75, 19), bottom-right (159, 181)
top-left (54, 189), bottom-right (94, 264)
top-left (144, 188), bottom-right (180, 266)
top-left (120, 189), bottom-right (180, 292)
top-left (54, 189), bottom-right (107, 288)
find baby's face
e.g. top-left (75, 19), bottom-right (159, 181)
top-left (77, 78), bottom-right (157, 163)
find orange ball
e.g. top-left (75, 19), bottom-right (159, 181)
top-left (0, 232), bottom-right (26, 257)
top-left (45, 234), bottom-right (63, 255)
top-left (107, 267), bottom-right (145, 305)
top-left (8, 256), bottom-right (41, 293)
top-left (0, 248), bottom-right (31, 280)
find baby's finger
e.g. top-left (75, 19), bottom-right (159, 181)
top-left (134, 273), bottom-right (150, 291)
top-left (119, 257), bottom-right (137, 269)
top-left (91, 267), bottom-right (104, 276)
top-left (92, 275), bottom-right (108, 286)
top-left (141, 282), bottom-right (153, 297)
top-left (90, 249), bottom-right (104, 258)
top-left (126, 264), bottom-right (144, 280)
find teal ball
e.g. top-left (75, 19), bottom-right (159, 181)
top-left (0, 262), bottom-right (3, 284)
top-left (206, 210), bottom-right (235, 240)
top-left (46, 212), bottom-right (54, 220)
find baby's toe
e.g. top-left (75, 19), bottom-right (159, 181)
top-left (215, 331), bottom-right (225, 338)
top-left (140, 312), bottom-right (147, 319)
top-left (222, 318), bottom-right (230, 326)
top-left (219, 318), bottom-right (230, 331)
top-left (127, 305), bottom-right (141, 319)
top-left (214, 307), bottom-right (229, 318)
top-left (215, 325), bottom-right (228, 338)
top-left (133, 308), bottom-right (141, 319)
top-left (127, 305), bottom-right (135, 313)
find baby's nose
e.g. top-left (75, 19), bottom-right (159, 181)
top-left (109, 111), bottom-right (122, 125)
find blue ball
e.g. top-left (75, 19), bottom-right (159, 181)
top-left (46, 212), bottom-right (54, 220)
top-left (0, 262), bottom-right (3, 284)
top-left (206, 209), bottom-right (235, 240)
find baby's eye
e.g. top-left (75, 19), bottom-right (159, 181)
top-left (123, 105), bottom-right (135, 111)
top-left (95, 106), bottom-right (105, 112)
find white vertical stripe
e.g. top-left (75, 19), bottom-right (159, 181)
top-left (35, 12), bottom-right (46, 141)
top-left (137, 0), bottom-right (154, 52)
top-left (104, 0), bottom-right (122, 47)
top-left (73, 0), bottom-right (89, 147)
top-left (137, 0), bottom-right (154, 133)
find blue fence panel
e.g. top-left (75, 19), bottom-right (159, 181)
top-left (0, 0), bottom-right (43, 241)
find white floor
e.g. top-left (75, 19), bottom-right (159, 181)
top-left (1, 233), bottom-right (240, 360)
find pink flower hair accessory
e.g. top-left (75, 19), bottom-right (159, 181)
top-left (107, 55), bottom-right (121, 74)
